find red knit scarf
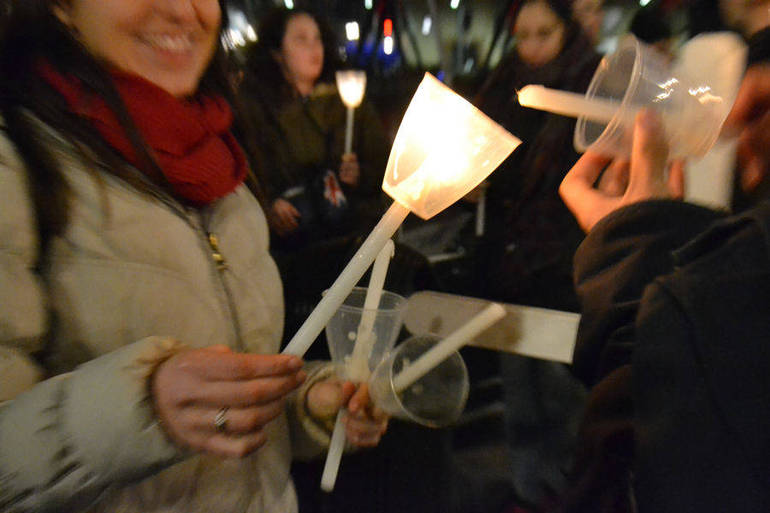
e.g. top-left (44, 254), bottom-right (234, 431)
top-left (37, 61), bottom-right (247, 206)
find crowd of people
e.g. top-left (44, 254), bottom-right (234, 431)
top-left (1, 0), bottom-right (770, 513)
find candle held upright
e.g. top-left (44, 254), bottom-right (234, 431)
top-left (336, 70), bottom-right (367, 154)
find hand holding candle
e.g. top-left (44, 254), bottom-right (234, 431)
top-left (321, 241), bottom-right (396, 492)
top-left (320, 282), bottom-right (405, 492)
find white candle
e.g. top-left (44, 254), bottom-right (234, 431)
top-left (349, 239), bottom-right (395, 382)
top-left (517, 85), bottom-right (620, 124)
top-left (282, 202), bottom-right (409, 357)
top-left (344, 106), bottom-right (355, 154)
top-left (320, 410), bottom-right (347, 492)
top-left (392, 303), bottom-right (506, 393)
top-left (319, 241), bottom-right (395, 493)
top-left (337, 70), bottom-right (366, 155)
top-left (321, 239), bottom-right (395, 492)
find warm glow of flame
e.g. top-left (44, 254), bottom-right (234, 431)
top-left (383, 73), bottom-right (521, 219)
top-left (336, 71), bottom-right (367, 108)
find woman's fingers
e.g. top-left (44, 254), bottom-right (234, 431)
top-left (343, 383), bottom-right (388, 447)
top-left (306, 379), bottom-right (355, 420)
top-left (560, 151), bottom-right (619, 232)
top-left (151, 348), bottom-right (308, 455)
top-left (184, 373), bottom-right (305, 408)
top-left (170, 401), bottom-right (287, 436)
top-left (596, 158), bottom-right (630, 196)
top-left (176, 350), bottom-right (303, 381)
top-left (344, 409), bottom-right (388, 447)
top-left (157, 350), bottom-right (306, 406)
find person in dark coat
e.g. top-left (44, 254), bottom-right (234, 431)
top-left (474, 0), bottom-right (601, 311)
top-left (470, 0), bottom-right (601, 508)
top-left (557, 64), bottom-right (770, 512)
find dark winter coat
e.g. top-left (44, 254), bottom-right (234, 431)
top-left (475, 27), bottom-right (601, 311)
top-left (239, 79), bottom-right (389, 247)
top-left (563, 199), bottom-right (770, 512)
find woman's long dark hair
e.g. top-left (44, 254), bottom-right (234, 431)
top-left (0, 0), bottom-right (266, 251)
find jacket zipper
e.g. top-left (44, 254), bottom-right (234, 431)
top-left (203, 222), bottom-right (246, 352)
top-left (90, 155), bottom-right (247, 351)
top-left (44, 124), bottom-right (248, 351)
top-left (145, 191), bottom-right (246, 352)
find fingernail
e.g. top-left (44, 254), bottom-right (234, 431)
top-left (287, 357), bottom-right (303, 370)
top-left (295, 370), bottom-right (307, 383)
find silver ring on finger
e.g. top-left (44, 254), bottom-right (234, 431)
top-left (214, 406), bottom-right (229, 433)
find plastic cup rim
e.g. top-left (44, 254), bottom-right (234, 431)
top-left (380, 336), bottom-right (469, 428)
top-left (327, 286), bottom-right (408, 315)
top-left (575, 35), bottom-right (644, 152)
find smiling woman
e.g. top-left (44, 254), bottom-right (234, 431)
top-left (0, 1), bottom-right (389, 512)
top-left (51, 0), bottom-right (221, 97)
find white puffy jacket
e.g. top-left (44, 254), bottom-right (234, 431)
top-left (0, 116), bottom-right (331, 513)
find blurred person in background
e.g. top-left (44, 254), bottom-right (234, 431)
top-left (474, 0), bottom-right (600, 312)
top-left (470, 0), bottom-right (601, 509)
top-left (628, 3), bottom-right (676, 60)
top-left (685, 0), bottom-right (770, 209)
top-left (572, 0), bottom-right (605, 47)
top-left (719, 0), bottom-right (770, 61)
top-left (717, 0), bottom-right (770, 207)
top-left (239, 6), bottom-right (391, 357)
top-left (0, 1), bottom-right (387, 512)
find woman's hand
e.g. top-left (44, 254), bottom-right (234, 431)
top-left (344, 383), bottom-right (388, 447)
top-left (723, 64), bottom-right (770, 194)
top-left (270, 198), bottom-right (301, 236)
top-left (559, 110), bottom-right (685, 232)
top-left (306, 379), bottom-right (388, 448)
top-left (152, 345), bottom-right (305, 458)
top-left (339, 153), bottom-right (360, 187)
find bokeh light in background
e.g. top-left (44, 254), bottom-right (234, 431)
top-left (223, 1), bottom-right (680, 81)
top-left (222, 0), bottom-right (695, 140)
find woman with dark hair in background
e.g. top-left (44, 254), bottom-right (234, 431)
top-left (0, 1), bottom-right (387, 512)
top-left (471, 0), bottom-right (601, 509)
top-left (475, 0), bottom-right (600, 312)
top-left (238, 6), bottom-right (392, 356)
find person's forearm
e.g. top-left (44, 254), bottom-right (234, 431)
top-left (0, 337), bottom-right (187, 512)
